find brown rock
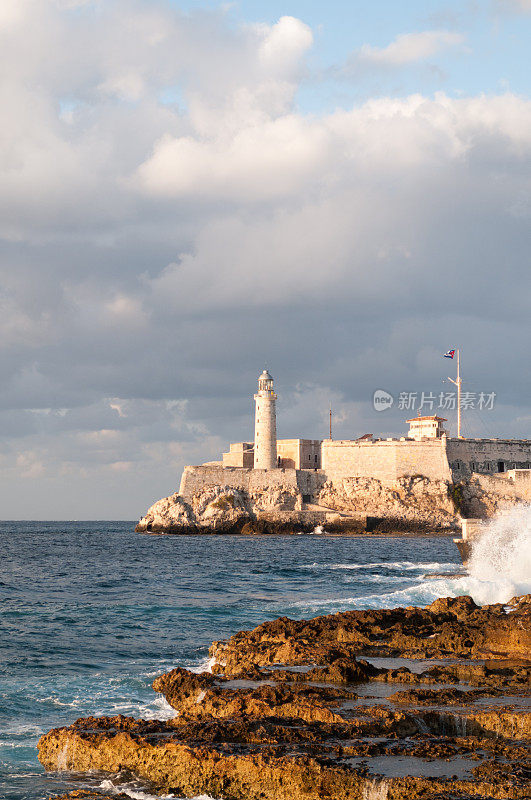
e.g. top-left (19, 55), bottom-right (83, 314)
top-left (38, 595), bottom-right (531, 800)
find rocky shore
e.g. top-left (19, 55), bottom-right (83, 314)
top-left (39, 594), bottom-right (531, 800)
top-left (135, 476), bottom-right (462, 535)
top-left (135, 472), bottom-right (526, 536)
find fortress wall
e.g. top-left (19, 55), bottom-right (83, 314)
top-left (471, 473), bottom-right (520, 496)
top-left (508, 469), bottom-right (531, 497)
top-left (248, 469), bottom-right (300, 493)
top-left (295, 469), bottom-right (326, 498)
top-left (321, 440), bottom-right (398, 480)
top-left (322, 439), bottom-right (451, 482)
top-left (277, 439), bottom-right (322, 469)
top-left (471, 470), bottom-right (531, 501)
top-left (179, 465), bottom-right (301, 501)
top-left (394, 440), bottom-right (452, 481)
top-left (179, 466), bottom-right (251, 498)
top-left (276, 439), bottom-right (300, 469)
top-left (446, 439), bottom-right (531, 479)
top-left (299, 439), bottom-right (322, 469)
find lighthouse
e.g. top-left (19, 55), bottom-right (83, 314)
top-left (254, 369), bottom-right (278, 469)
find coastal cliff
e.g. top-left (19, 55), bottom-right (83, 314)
top-left (135, 470), bottom-right (526, 534)
top-left (39, 594), bottom-right (531, 800)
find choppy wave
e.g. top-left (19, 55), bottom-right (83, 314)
top-left (289, 506), bottom-right (531, 615)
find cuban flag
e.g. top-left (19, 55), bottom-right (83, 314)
top-left (443, 349), bottom-right (455, 359)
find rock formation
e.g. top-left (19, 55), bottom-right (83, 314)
top-left (135, 470), bottom-right (527, 535)
top-left (40, 595), bottom-right (531, 800)
top-left (316, 475), bottom-right (456, 527)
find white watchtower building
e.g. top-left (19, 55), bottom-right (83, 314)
top-left (254, 369), bottom-right (278, 469)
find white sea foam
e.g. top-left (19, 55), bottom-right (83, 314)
top-left (115, 696), bottom-right (176, 722)
top-left (99, 779), bottom-right (218, 800)
top-left (188, 655), bottom-right (216, 674)
top-left (1, 722), bottom-right (44, 737)
top-left (290, 506), bottom-right (531, 613)
top-left (467, 504), bottom-right (531, 602)
top-left (302, 561), bottom-right (460, 572)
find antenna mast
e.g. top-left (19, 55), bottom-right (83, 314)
top-left (448, 348), bottom-right (462, 439)
top-left (329, 406), bottom-right (333, 440)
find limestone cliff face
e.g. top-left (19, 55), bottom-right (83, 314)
top-left (136, 470), bottom-right (527, 534)
top-left (135, 485), bottom-right (250, 533)
top-left (317, 475), bottom-right (456, 527)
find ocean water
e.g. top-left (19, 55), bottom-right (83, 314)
top-left (0, 515), bottom-right (529, 800)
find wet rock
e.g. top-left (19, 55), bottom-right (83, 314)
top-left (152, 666), bottom-right (217, 710)
top-left (210, 596), bottom-right (531, 676)
top-left (388, 687), bottom-right (475, 705)
top-left (48, 793), bottom-right (131, 800)
top-left (39, 595), bottom-right (531, 800)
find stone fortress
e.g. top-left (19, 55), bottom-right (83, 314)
top-left (180, 370), bottom-right (531, 501)
top-left (137, 370), bottom-right (531, 534)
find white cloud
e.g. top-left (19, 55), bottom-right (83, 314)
top-left (257, 15), bottom-right (313, 75)
top-left (358, 30), bottom-right (465, 65)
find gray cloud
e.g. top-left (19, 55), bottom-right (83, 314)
top-left (0, 1), bottom-right (529, 517)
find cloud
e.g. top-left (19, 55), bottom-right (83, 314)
top-left (257, 15), bottom-right (313, 75)
top-left (0, 1), bottom-right (529, 517)
top-left (357, 30), bottom-right (465, 65)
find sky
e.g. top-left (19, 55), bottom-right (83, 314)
top-left (0, 0), bottom-right (530, 519)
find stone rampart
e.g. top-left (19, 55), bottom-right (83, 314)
top-left (321, 438), bottom-right (451, 482)
top-left (179, 465), bottom-right (299, 500)
top-left (447, 439), bottom-right (531, 479)
top-left (179, 465), bottom-right (326, 502)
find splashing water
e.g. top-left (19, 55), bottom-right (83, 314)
top-left (283, 505), bottom-right (531, 616)
top-left (466, 504), bottom-right (531, 604)
top-left (55, 739), bottom-right (69, 772)
top-left (98, 779), bottom-right (217, 800)
top-left (362, 778), bottom-right (389, 800)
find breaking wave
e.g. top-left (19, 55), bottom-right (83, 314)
top-left (467, 504), bottom-right (531, 602)
top-left (286, 506), bottom-right (531, 615)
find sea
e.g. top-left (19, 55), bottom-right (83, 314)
top-left (1, 510), bottom-right (530, 800)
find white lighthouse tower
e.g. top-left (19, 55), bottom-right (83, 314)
top-left (254, 369), bottom-right (277, 469)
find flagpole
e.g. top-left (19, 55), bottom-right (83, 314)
top-left (447, 348), bottom-right (462, 439)
top-left (457, 349), bottom-right (461, 439)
